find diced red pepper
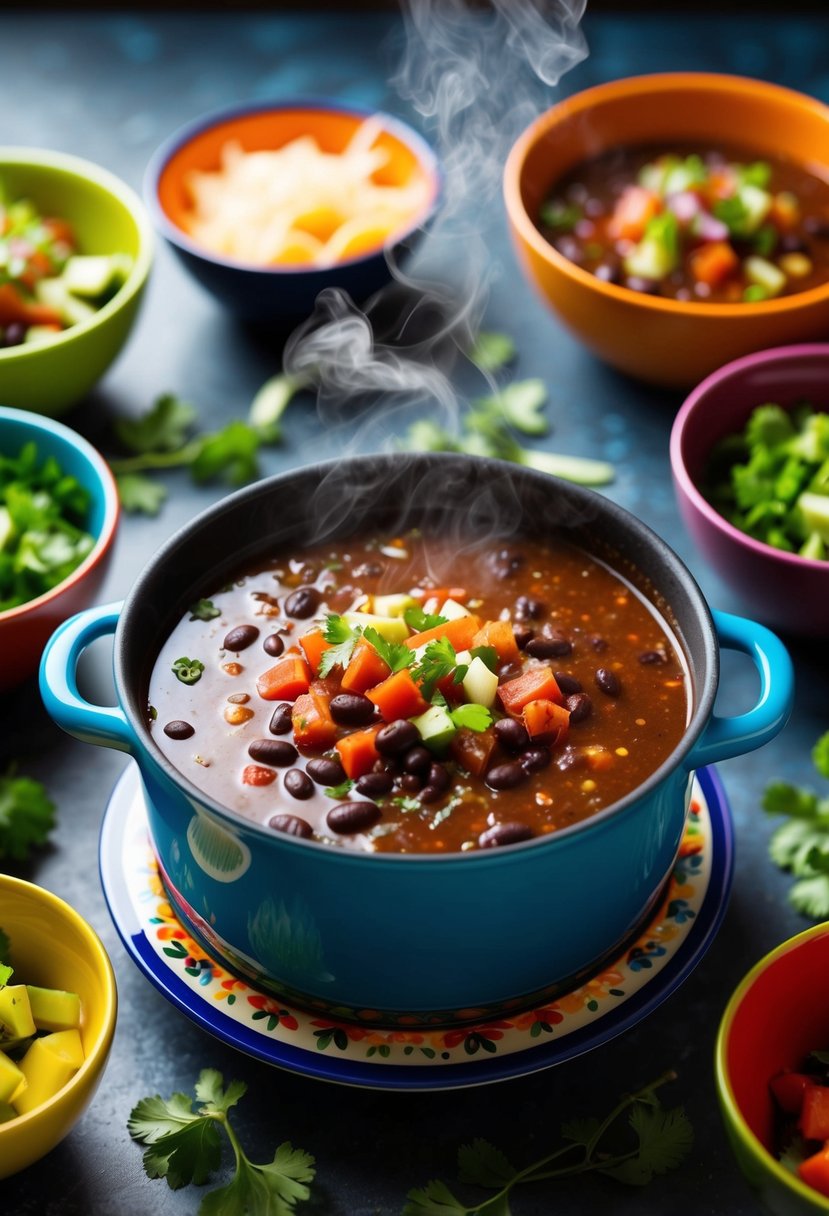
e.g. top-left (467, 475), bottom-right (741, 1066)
top-left (498, 666), bottom-right (563, 714)
top-left (800, 1083), bottom-right (829, 1141)
top-left (799, 1146), bottom-right (829, 1199)
top-left (242, 764), bottom-right (276, 787)
top-left (770, 1071), bottom-right (812, 1116)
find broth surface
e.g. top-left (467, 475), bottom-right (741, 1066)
top-left (148, 533), bottom-right (689, 853)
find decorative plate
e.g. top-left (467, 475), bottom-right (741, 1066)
top-left (100, 763), bottom-right (733, 1091)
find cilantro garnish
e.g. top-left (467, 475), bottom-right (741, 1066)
top-left (469, 331), bottom-right (517, 373)
top-left (404, 1072), bottom-right (692, 1214)
top-left (128, 1069), bottom-right (315, 1214)
top-left (324, 779), bottom-right (354, 799)
top-left (412, 637), bottom-right (459, 699)
top-left (172, 657), bottom-right (205, 685)
top-left (404, 604), bottom-right (448, 633)
top-left (317, 614), bottom-right (362, 677)
top-left (362, 626), bottom-right (414, 673)
top-left (763, 731), bottom-right (829, 917)
top-left (450, 704), bottom-right (493, 733)
top-left (470, 645), bottom-right (498, 672)
top-left (114, 473), bottom-right (167, 517)
top-left (189, 599), bottom-right (221, 622)
top-left (0, 767), bottom-right (56, 862)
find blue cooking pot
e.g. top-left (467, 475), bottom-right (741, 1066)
top-left (39, 454), bottom-right (793, 1023)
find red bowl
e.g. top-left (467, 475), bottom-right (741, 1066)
top-left (671, 343), bottom-right (829, 637)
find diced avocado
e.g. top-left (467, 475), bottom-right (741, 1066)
top-left (797, 491), bottom-right (829, 542)
top-left (411, 705), bottom-right (457, 754)
top-left (0, 506), bottom-right (13, 551)
top-left (39, 1029), bottom-right (84, 1069)
top-left (26, 985), bottom-right (81, 1033)
top-left (0, 1050), bottom-right (26, 1104)
top-left (371, 594), bottom-right (417, 618)
top-left (343, 611), bottom-right (409, 643)
top-left (0, 1101), bottom-right (16, 1123)
top-left (438, 598), bottom-right (471, 621)
top-left (737, 184), bottom-right (772, 234)
top-left (62, 254), bottom-right (121, 298)
top-left (744, 256), bottom-right (786, 297)
top-left (13, 1037), bottom-right (78, 1115)
top-left (0, 985), bottom-right (36, 1043)
top-left (462, 656), bottom-right (499, 709)
top-left (35, 277), bottom-right (97, 327)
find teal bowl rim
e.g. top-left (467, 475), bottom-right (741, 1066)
top-left (0, 405), bottom-right (120, 624)
top-left (715, 922), bottom-right (829, 1212)
top-left (0, 146), bottom-right (154, 362)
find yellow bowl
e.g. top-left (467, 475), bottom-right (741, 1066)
top-left (0, 876), bottom-right (116, 1179)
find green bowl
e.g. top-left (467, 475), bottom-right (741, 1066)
top-left (0, 148), bottom-right (153, 416)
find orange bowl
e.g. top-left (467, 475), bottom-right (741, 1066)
top-left (504, 73), bottom-right (829, 389)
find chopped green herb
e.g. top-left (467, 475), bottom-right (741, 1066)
top-left (114, 393), bottom-right (197, 455)
top-left (324, 779), bottom-right (354, 800)
top-left (539, 199), bottom-right (582, 232)
top-left (764, 731), bottom-right (829, 917)
top-left (412, 637), bottom-right (459, 700)
top-left (469, 331), bottom-right (516, 373)
top-left (115, 472), bottom-right (168, 516)
top-left (148, 704), bottom-right (158, 722)
top-left (404, 605), bottom-right (448, 633)
top-left (128, 1068), bottom-right (315, 1215)
top-left (189, 599), bottom-right (221, 622)
top-left (391, 795), bottom-right (423, 814)
top-left (318, 614), bottom-right (362, 677)
top-left (362, 627), bottom-right (413, 673)
top-left (475, 378), bottom-right (549, 437)
top-left (0, 766), bottom-right (56, 862)
top-left (450, 704), bottom-right (493, 732)
top-left (470, 645), bottom-right (498, 673)
top-left (172, 657), bottom-right (205, 686)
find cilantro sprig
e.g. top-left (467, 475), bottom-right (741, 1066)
top-left (404, 1072), bottom-right (692, 1214)
top-left (404, 604), bottom-right (448, 633)
top-left (362, 626), bottom-right (413, 673)
top-left (128, 1069), bottom-right (315, 1215)
top-left (412, 637), bottom-right (460, 700)
top-left (763, 731), bottom-right (829, 917)
top-left (317, 615), bottom-right (362, 677)
top-left (0, 766), bottom-right (56, 862)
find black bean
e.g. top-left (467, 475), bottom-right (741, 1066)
top-left (486, 762), bottom-right (528, 790)
top-left (327, 801), bottom-right (381, 834)
top-left (478, 822), bottom-right (535, 848)
top-left (554, 235), bottom-right (582, 263)
top-left (248, 738), bottom-right (298, 766)
top-left (513, 624), bottom-right (534, 650)
top-left (400, 773), bottom-right (423, 793)
top-left (269, 813), bottom-right (313, 838)
top-left (541, 625), bottom-right (574, 653)
top-left (514, 595), bottom-right (545, 621)
top-left (625, 275), bottom-right (659, 295)
top-left (489, 546), bottom-right (526, 580)
top-left (589, 635), bottom-right (608, 652)
top-left (4, 322), bottom-right (25, 347)
top-left (284, 587), bottom-right (321, 619)
top-left (356, 771), bottom-right (394, 797)
top-left (373, 756), bottom-right (399, 775)
top-left (427, 763), bottom-right (450, 794)
top-left (376, 719), bottom-right (420, 756)
top-left (567, 692), bottom-right (593, 723)
top-left (164, 720), bottom-right (194, 740)
top-left (526, 635), bottom-right (572, 659)
top-left (419, 783), bottom-right (443, 803)
top-left (403, 746), bottom-right (432, 775)
top-left (263, 633), bottom-right (285, 658)
top-left (284, 768), bottom-right (314, 800)
top-left (223, 624), bottom-right (259, 652)
top-left (638, 649), bottom-right (667, 665)
top-left (306, 757), bottom-right (346, 786)
top-left (594, 261), bottom-right (622, 284)
top-left (595, 667), bottom-right (621, 698)
top-left (557, 745), bottom-right (585, 772)
top-left (780, 233), bottom-right (808, 254)
top-left (494, 718), bottom-right (530, 753)
top-left (329, 692), bottom-right (376, 727)
top-left (804, 216), bottom-right (829, 239)
top-left (554, 672), bottom-right (582, 696)
top-left (521, 746), bottom-right (551, 772)
top-left (268, 703), bottom-right (292, 735)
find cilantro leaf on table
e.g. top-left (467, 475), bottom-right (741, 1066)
top-left (248, 373), bottom-right (306, 443)
top-left (0, 768), bottom-right (56, 862)
top-left (114, 393), bottom-right (197, 454)
top-left (192, 422), bottom-right (263, 486)
top-left (115, 472), bottom-right (168, 516)
top-left (469, 332), bottom-right (516, 374)
top-left (763, 732), bottom-right (829, 918)
top-left (362, 627), bottom-right (413, 673)
top-left (129, 1069), bottom-right (315, 1216)
top-left (476, 379), bottom-right (548, 437)
top-left (404, 605), bottom-right (448, 633)
top-left (404, 1073), bottom-right (692, 1215)
top-left (317, 614), bottom-right (363, 677)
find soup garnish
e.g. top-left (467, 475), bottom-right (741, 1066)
top-left (538, 145), bottom-right (829, 302)
top-left (148, 533), bottom-right (689, 854)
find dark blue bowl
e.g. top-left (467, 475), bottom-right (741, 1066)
top-left (144, 99), bottom-right (441, 325)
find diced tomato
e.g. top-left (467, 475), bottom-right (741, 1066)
top-left (799, 1146), bottom-right (829, 1199)
top-left (608, 186), bottom-right (661, 242)
top-left (0, 282), bottom-right (61, 327)
top-left (800, 1083), bottom-right (829, 1141)
top-left (256, 656), bottom-right (312, 702)
top-left (335, 725), bottom-right (381, 779)
top-left (770, 1071), bottom-right (812, 1116)
top-left (498, 666), bottom-right (563, 714)
top-left (341, 639), bottom-right (391, 694)
top-left (292, 690), bottom-right (338, 750)
top-left (472, 619), bottom-right (519, 663)
top-left (242, 764), bottom-right (276, 787)
top-left (367, 668), bottom-right (429, 721)
top-left (523, 698), bottom-right (570, 747)
top-left (299, 629), bottom-right (333, 675)
top-left (450, 726), bottom-right (496, 776)
top-left (403, 614), bottom-right (481, 651)
top-left (688, 240), bottom-right (738, 288)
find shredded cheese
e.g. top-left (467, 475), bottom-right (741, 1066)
top-left (182, 118), bottom-right (432, 267)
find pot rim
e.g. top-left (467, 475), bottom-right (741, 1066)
top-left (114, 452), bottom-right (718, 864)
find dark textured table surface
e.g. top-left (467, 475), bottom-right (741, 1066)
top-left (2, 9), bottom-right (829, 1215)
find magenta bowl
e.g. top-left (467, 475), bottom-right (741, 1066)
top-left (671, 344), bottom-right (829, 638)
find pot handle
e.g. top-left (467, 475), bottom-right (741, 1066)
top-left (684, 609), bottom-right (793, 771)
top-left (39, 602), bottom-right (135, 754)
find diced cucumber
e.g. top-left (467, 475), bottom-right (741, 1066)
top-left (371, 594), bottom-right (417, 618)
top-left (624, 236), bottom-right (676, 282)
top-left (62, 255), bottom-right (119, 298)
top-left (744, 256), bottom-right (786, 297)
top-left (343, 611), bottom-right (409, 643)
top-left (35, 277), bottom-right (97, 327)
top-left (411, 705), bottom-right (457, 754)
top-left (40, 1029), bottom-right (84, 1069)
top-left (797, 491), bottom-right (829, 542)
top-left (462, 656), bottom-right (499, 709)
top-left (13, 1037), bottom-right (78, 1115)
top-left (0, 506), bottom-right (13, 551)
top-left (26, 985), bottom-right (81, 1033)
top-left (0, 1050), bottom-right (25, 1104)
top-left (736, 184), bottom-right (771, 234)
top-left (23, 325), bottom-right (61, 345)
top-left (0, 985), bottom-right (36, 1043)
top-left (799, 531), bottom-right (826, 560)
top-left (438, 598), bottom-right (471, 620)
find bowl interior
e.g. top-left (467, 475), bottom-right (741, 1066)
top-left (515, 75), bottom-right (829, 264)
top-left (0, 878), bottom-right (114, 1089)
top-left (156, 105), bottom-right (437, 244)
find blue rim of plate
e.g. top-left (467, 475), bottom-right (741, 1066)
top-left (100, 762), bottom-right (733, 1091)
